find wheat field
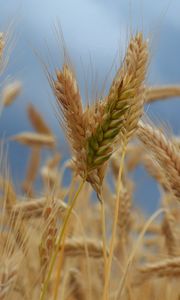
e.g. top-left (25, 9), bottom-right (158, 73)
top-left (1, 23), bottom-right (180, 300)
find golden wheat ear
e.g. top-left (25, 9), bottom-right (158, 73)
top-left (135, 257), bottom-right (180, 285)
top-left (27, 104), bottom-right (53, 135)
top-left (52, 64), bottom-right (87, 175)
top-left (138, 120), bottom-right (180, 200)
top-left (0, 255), bottom-right (21, 300)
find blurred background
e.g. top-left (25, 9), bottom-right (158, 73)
top-left (0, 0), bottom-right (180, 213)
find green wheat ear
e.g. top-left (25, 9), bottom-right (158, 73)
top-left (87, 33), bottom-right (149, 172)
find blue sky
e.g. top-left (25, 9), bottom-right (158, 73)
top-left (1, 0), bottom-right (180, 212)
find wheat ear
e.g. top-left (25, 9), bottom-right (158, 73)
top-left (146, 85), bottom-right (180, 103)
top-left (140, 154), bottom-right (168, 191)
top-left (161, 208), bottom-right (179, 256)
top-left (8, 197), bottom-right (67, 219)
top-left (39, 178), bottom-right (85, 300)
top-left (53, 65), bottom-right (87, 175)
top-left (0, 256), bottom-right (20, 300)
top-left (87, 33), bottom-right (148, 171)
top-left (85, 33), bottom-right (148, 198)
top-left (138, 120), bottom-right (180, 200)
top-left (39, 205), bottom-right (58, 281)
top-left (67, 269), bottom-right (86, 300)
top-left (52, 65), bottom-right (99, 196)
top-left (52, 33), bottom-right (148, 197)
top-left (27, 104), bottom-right (53, 135)
top-left (117, 187), bottom-right (132, 246)
top-left (11, 132), bottom-right (56, 148)
top-left (22, 147), bottom-right (41, 196)
top-left (58, 238), bottom-right (109, 258)
top-left (135, 257), bottom-right (180, 284)
top-left (1, 81), bottom-right (21, 107)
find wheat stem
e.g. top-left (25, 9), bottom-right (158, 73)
top-left (100, 198), bottom-right (108, 281)
top-left (52, 175), bottom-right (78, 300)
top-left (53, 233), bottom-right (66, 300)
top-left (116, 208), bottom-right (166, 299)
top-left (39, 177), bottom-right (86, 300)
top-left (103, 143), bottom-right (127, 300)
